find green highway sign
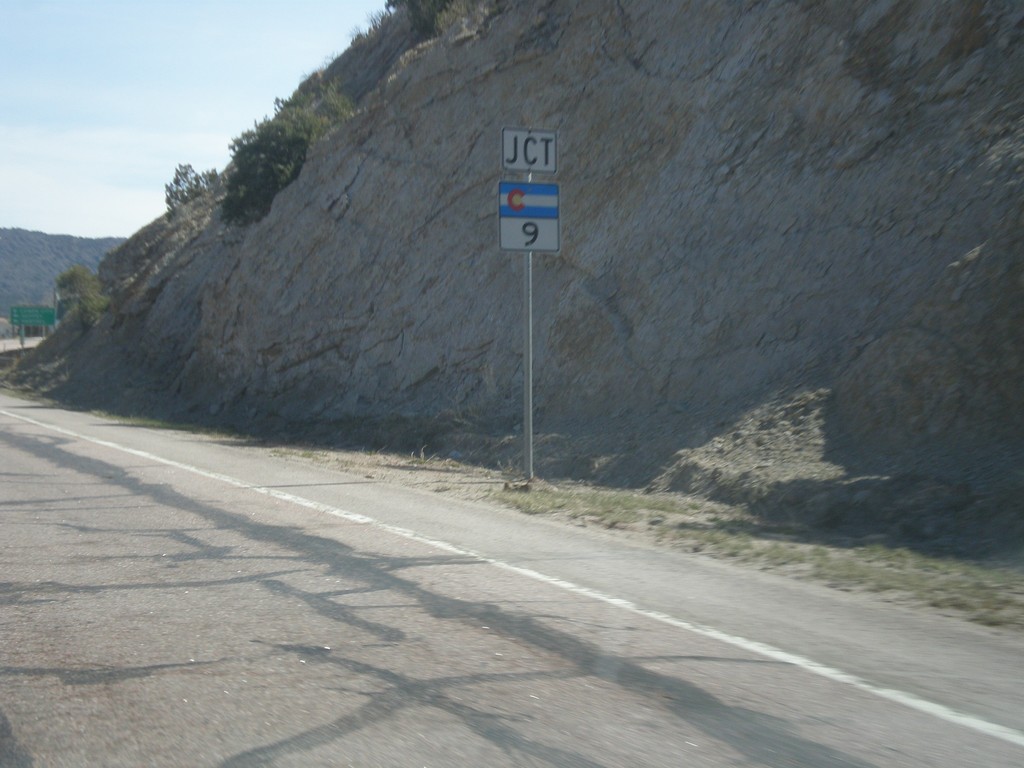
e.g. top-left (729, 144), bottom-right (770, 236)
top-left (10, 305), bottom-right (56, 326)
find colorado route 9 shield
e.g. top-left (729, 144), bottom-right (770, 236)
top-left (498, 182), bottom-right (560, 252)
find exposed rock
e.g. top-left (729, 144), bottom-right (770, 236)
top-left (8, 0), bottom-right (1024, 551)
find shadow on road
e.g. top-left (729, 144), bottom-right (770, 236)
top-left (0, 425), bottom-right (879, 768)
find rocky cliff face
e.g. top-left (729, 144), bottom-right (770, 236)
top-left (16, 0), bottom-right (1024, 536)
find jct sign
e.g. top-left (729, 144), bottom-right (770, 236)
top-left (502, 128), bottom-right (557, 174)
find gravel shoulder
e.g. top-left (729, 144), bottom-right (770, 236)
top-left (260, 436), bottom-right (1024, 632)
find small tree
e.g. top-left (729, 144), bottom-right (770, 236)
top-left (165, 163), bottom-right (217, 217)
top-left (386, 0), bottom-right (456, 38)
top-left (56, 265), bottom-right (108, 328)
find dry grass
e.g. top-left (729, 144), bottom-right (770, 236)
top-left (494, 484), bottom-right (1024, 629)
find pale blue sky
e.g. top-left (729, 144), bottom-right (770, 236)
top-left (0, 0), bottom-right (388, 238)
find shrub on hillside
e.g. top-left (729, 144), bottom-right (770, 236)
top-left (387, 0), bottom-right (456, 38)
top-left (165, 164), bottom-right (218, 218)
top-left (56, 265), bottom-right (108, 329)
top-left (222, 87), bottom-right (353, 226)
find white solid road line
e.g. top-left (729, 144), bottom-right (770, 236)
top-left (5, 406), bottom-right (1024, 749)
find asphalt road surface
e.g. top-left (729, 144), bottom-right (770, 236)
top-left (2, 392), bottom-right (1023, 767)
top-left (0, 337), bottom-right (42, 354)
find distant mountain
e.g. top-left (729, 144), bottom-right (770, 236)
top-left (0, 228), bottom-right (124, 319)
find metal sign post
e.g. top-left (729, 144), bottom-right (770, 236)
top-left (500, 128), bottom-right (559, 481)
top-left (523, 244), bottom-right (534, 479)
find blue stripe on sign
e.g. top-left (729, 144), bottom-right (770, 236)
top-left (499, 182), bottom-right (559, 196)
top-left (497, 182), bottom-right (557, 195)
top-left (500, 205), bottom-right (559, 218)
